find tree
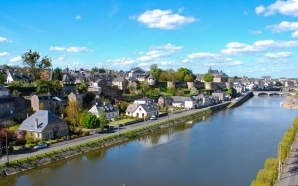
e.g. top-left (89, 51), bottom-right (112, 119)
top-left (275, 81), bottom-right (283, 87)
top-left (83, 113), bottom-right (100, 129)
top-left (203, 73), bottom-right (214, 82)
top-left (0, 71), bottom-right (4, 84)
top-left (98, 108), bottom-right (108, 126)
top-left (76, 82), bottom-right (88, 93)
top-left (184, 74), bottom-right (194, 82)
top-left (149, 64), bottom-right (162, 80)
top-left (158, 71), bottom-right (168, 82)
top-left (90, 66), bottom-right (99, 73)
top-left (65, 100), bottom-right (81, 128)
top-left (53, 67), bottom-right (62, 81)
top-left (22, 50), bottom-right (52, 81)
top-left (119, 101), bottom-right (129, 113)
top-left (35, 80), bottom-right (62, 95)
top-left (84, 92), bottom-right (95, 108)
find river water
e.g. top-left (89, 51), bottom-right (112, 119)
top-left (1, 96), bottom-right (297, 186)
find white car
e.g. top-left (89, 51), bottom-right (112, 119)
top-left (33, 143), bottom-right (48, 150)
top-left (150, 116), bottom-right (156, 120)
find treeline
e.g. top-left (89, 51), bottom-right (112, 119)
top-left (251, 117), bottom-right (298, 186)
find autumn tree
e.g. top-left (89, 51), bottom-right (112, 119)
top-left (22, 50), bottom-right (52, 81)
top-left (65, 100), bottom-right (81, 128)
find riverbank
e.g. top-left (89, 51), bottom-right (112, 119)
top-left (281, 96), bottom-right (298, 110)
top-left (1, 103), bottom-right (233, 178)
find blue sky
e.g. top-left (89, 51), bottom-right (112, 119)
top-left (0, 0), bottom-right (298, 78)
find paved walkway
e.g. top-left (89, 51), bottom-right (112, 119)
top-left (275, 136), bottom-right (298, 186)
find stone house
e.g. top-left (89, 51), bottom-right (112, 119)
top-left (112, 77), bottom-right (128, 90)
top-left (158, 96), bottom-right (173, 108)
top-left (18, 110), bottom-right (69, 140)
top-left (68, 92), bottom-right (84, 108)
top-left (170, 96), bottom-right (197, 109)
top-left (31, 94), bottom-right (54, 112)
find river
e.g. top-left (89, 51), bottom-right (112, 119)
top-left (1, 96), bottom-right (297, 186)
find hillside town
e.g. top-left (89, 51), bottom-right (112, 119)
top-left (0, 54), bottom-right (296, 155)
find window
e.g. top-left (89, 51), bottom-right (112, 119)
top-left (139, 108), bottom-right (141, 111)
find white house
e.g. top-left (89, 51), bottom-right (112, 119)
top-left (126, 98), bottom-right (159, 119)
top-left (88, 103), bottom-right (119, 120)
top-left (170, 96), bottom-right (197, 109)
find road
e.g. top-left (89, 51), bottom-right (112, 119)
top-left (275, 135), bottom-right (298, 186)
top-left (0, 106), bottom-right (212, 164)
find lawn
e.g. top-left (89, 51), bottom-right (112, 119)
top-left (108, 118), bottom-right (137, 126)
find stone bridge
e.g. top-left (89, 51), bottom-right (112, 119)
top-left (252, 91), bottom-right (295, 96)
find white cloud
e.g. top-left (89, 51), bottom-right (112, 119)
top-left (50, 46), bottom-right (66, 51)
top-left (134, 9), bottom-right (196, 29)
top-left (9, 56), bottom-right (22, 62)
top-left (265, 52), bottom-right (294, 59)
top-left (256, 0), bottom-right (298, 17)
top-left (267, 21), bottom-right (298, 32)
top-left (292, 30), bottom-right (298, 38)
top-left (221, 39), bottom-right (298, 55)
top-left (160, 61), bottom-right (173, 65)
top-left (108, 58), bottom-right (136, 65)
top-left (0, 52), bottom-right (9, 56)
top-left (50, 46), bottom-right (90, 52)
top-left (137, 56), bottom-right (152, 61)
top-left (267, 21), bottom-right (298, 38)
top-left (249, 30), bottom-right (262, 35)
top-left (255, 5), bottom-right (266, 14)
top-left (0, 36), bottom-right (12, 42)
top-left (182, 59), bottom-right (191, 63)
top-left (67, 47), bottom-right (90, 52)
top-left (58, 56), bottom-right (64, 61)
top-left (75, 15), bottom-right (81, 19)
top-left (150, 43), bottom-right (183, 51)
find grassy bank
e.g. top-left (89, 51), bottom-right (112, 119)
top-left (251, 117), bottom-right (298, 186)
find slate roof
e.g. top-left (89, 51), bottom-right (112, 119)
top-left (0, 84), bottom-right (9, 92)
top-left (126, 103), bottom-right (158, 113)
top-left (19, 110), bottom-right (64, 132)
top-left (0, 96), bottom-right (13, 104)
top-left (170, 96), bottom-right (196, 101)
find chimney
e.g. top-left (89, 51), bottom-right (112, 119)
top-left (35, 118), bottom-right (38, 129)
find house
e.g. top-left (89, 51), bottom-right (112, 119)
top-left (126, 98), bottom-right (159, 118)
top-left (285, 81), bottom-right (295, 88)
top-left (18, 110), bottom-right (69, 140)
top-left (6, 70), bottom-right (32, 83)
top-left (158, 96), bottom-right (173, 108)
top-left (31, 94), bottom-right (54, 112)
top-left (128, 67), bottom-right (146, 78)
top-left (0, 96), bottom-right (14, 119)
top-left (0, 84), bottom-right (9, 96)
top-left (207, 67), bottom-right (229, 83)
top-left (170, 96), bottom-right (197, 109)
top-left (147, 74), bottom-right (156, 86)
top-left (193, 94), bottom-right (215, 107)
top-left (212, 91), bottom-right (229, 101)
top-left (112, 77), bottom-right (128, 90)
top-left (88, 103), bottom-right (119, 120)
top-left (68, 92), bottom-right (84, 108)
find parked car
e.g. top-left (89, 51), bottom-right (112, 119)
top-left (150, 116), bottom-right (156, 120)
top-left (33, 143), bottom-right (48, 150)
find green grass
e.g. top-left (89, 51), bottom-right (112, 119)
top-left (109, 118), bottom-right (136, 126)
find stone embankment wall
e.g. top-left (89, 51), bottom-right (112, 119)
top-left (228, 91), bottom-right (254, 109)
top-left (1, 107), bottom-right (228, 178)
